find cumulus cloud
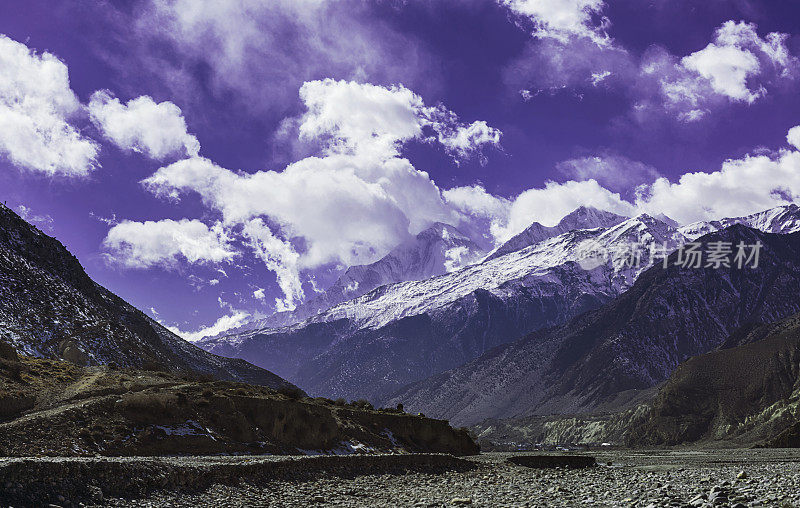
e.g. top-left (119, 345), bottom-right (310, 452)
top-left (89, 91), bottom-right (200, 159)
top-left (428, 114), bottom-right (502, 164)
top-left (142, 155), bottom-right (439, 268)
top-left (630, 21), bottom-right (796, 122)
top-left (0, 35), bottom-right (98, 176)
top-left (443, 184), bottom-right (513, 249)
top-left (103, 218), bottom-right (236, 269)
top-left (444, 185), bottom-right (512, 220)
top-left (788, 126), bottom-right (800, 150)
top-left (635, 146), bottom-right (800, 224)
top-left (499, 0), bottom-right (609, 44)
top-left (496, 179), bottom-right (635, 239)
top-left (137, 79), bottom-right (500, 308)
top-left (678, 21), bottom-right (793, 104)
top-left (297, 79), bottom-right (500, 162)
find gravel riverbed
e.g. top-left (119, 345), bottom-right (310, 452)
top-left (97, 449), bottom-right (800, 507)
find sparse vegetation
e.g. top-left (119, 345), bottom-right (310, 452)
top-left (351, 399), bottom-right (374, 410)
top-left (277, 386), bottom-right (306, 400)
top-left (0, 352), bottom-right (479, 457)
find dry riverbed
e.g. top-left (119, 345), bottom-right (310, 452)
top-left (3, 449), bottom-right (800, 507)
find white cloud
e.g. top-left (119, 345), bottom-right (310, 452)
top-left (787, 125), bottom-right (800, 150)
top-left (653, 21), bottom-right (796, 117)
top-left (253, 288), bottom-right (265, 300)
top-left (556, 154), bottom-right (660, 194)
top-left (242, 219), bottom-right (303, 311)
top-left (591, 70), bottom-right (611, 86)
top-left (0, 35), bottom-right (98, 176)
top-left (141, 80), bottom-right (500, 306)
top-left (88, 91), bottom-right (200, 159)
top-left (443, 184), bottom-right (511, 220)
top-left (635, 147), bottom-right (800, 224)
top-left (16, 205), bottom-right (54, 232)
top-left (135, 0), bottom-right (433, 112)
top-left (506, 20), bottom-right (796, 124)
top-left (103, 218), bottom-right (237, 269)
top-left (297, 79), bottom-right (425, 158)
top-left (490, 125), bottom-right (800, 236)
top-left (428, 115), bottom-right (502, 164)
top-left (443, 185), bottom-right (513, 250)
top-left (499, 0), bottom-right (609, 44)
top-left (496, 179), bottom-right (635, 239)
top-left (682, 43), bottom-right (761, 103)
top-left (166, 310), bottom-right (250, 342)
top-left (297, 79), bottom-right (500, 162)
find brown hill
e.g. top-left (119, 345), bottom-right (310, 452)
top-left (0, 350), bottom-right (477, 457)
top-left (630, 313), bottom-right (800, 446)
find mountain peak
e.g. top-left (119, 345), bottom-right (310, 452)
top-left (556, 206), bottom-right (627, 230)
top-left (416, 222), bottom-right (469, 243)
top-left (556, 207), bottom-right (628, 233)
top-left (486, 206), bottom-right (628, 261)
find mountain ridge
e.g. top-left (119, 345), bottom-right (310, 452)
top-left (0, 203), bottom-right (295, 388)
top-left (200, 213), bottom-right (687, 401)
top-left (484, 206), bottom-right (629, 262)
top-left (388, 226), bottom-right (800, 425)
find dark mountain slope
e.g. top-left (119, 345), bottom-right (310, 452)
top-left (205, 268), bottom-right (610, 401)
top-left (629, 312), bottom-right (800, 446)
top-left (389, 226), bottom-right (800, 425)
top-left (0, 204), bottom-right (293, 388)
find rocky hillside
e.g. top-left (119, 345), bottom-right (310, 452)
top-left (628, 311), bottom-right (800, 447)
top-left (201, 213), bottom-right (686, 402)
top-left (0, 346), bottom-right (477, 457)
top-left (0, 204), bottom-right (292, 388)
top-left (389, 226), bottom-right (800, 426)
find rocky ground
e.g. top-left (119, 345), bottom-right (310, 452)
top-left (60, 449), bottom-right (799, 507)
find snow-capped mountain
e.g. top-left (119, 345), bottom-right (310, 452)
top-left (389, 226), bottom-right (800, 426)
top-left (200, 204), bottom-right (800, 405)
top-left (0, 203), bottom-right (294, 389)
top-left (485, 206), bottom-right (628, 261)
top-left (678, 204), bottom-right (800, 240)
top-left (200, 212), bottom-right (686, 401)
top-left (312, 213), bottom-right (685, 330)
top-left (222, 222), bottom-right (485, 333)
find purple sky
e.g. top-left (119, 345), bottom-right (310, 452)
top-left (2, 0), bottom-right (800, 339)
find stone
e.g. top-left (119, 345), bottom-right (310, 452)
top-left (88, 485), bottom-right (104, 502)
top-left (507, 455), bottom-right (596, 469)
top-left (451, 498), bottom-right (472, 505)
